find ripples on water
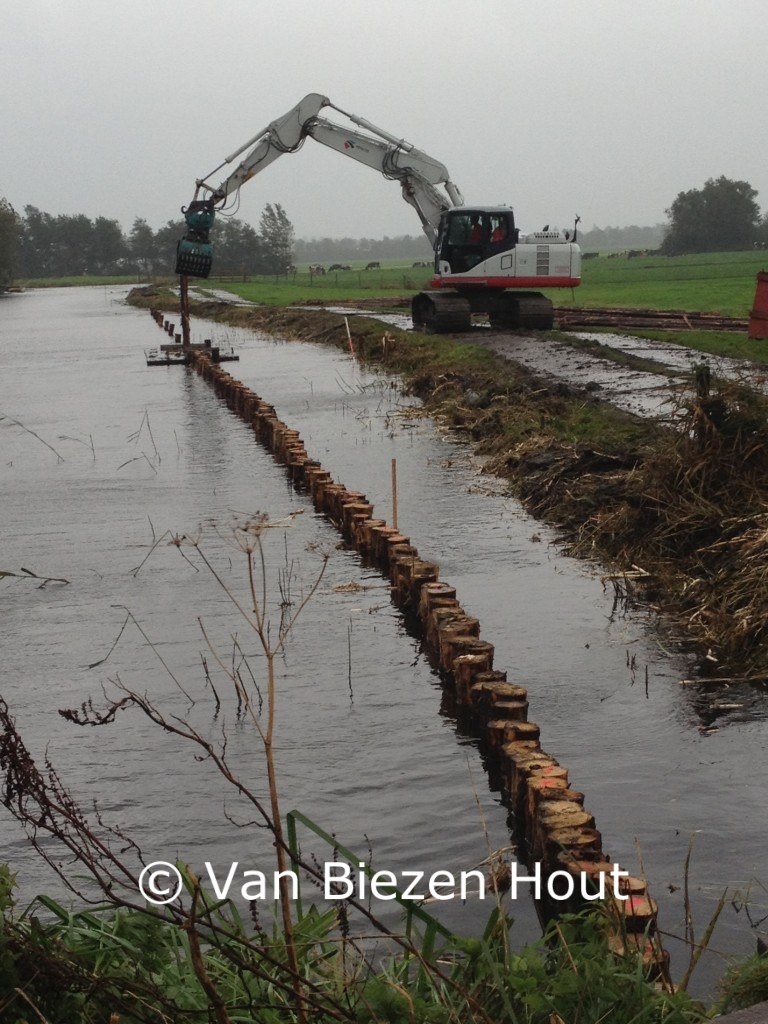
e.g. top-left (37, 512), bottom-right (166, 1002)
top-left (1, 286), bottom-right (767, 993)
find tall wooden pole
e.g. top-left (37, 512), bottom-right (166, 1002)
top-left (180, 274), bottom-right (191, 347)
top-left (391, 457), bottom-right (398, 531)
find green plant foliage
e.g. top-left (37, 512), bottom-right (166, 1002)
top-left (717, 952), bottom-right (768, 1013)
top-left (0, 198), bottom-right (19, 288)
top-left (0, 865), bottom-right (716, 1024)
top-left (662, 177), bottom-right (761, 255)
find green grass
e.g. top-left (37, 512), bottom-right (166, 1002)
top-left (209, 263), bottom-right (432, 305)
top-left (213, 250), bottom-right (767, 320)
top-left (544, 250), bottom-right (767, 316)
top-left (17, 274), bottom-right (163, 288)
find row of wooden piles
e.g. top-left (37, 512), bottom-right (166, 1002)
top-left (147, 309), bottom-right (668, 978)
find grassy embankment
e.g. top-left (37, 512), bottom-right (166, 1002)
top-left (14, 274), bottom-right (148, 288)
top-left (130, 258), bottom-right (768, 685)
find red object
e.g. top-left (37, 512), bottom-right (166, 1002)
top-left (431, 275), bottom-right (580, 290)
top-left (748, 271), bottom-right (768, 339)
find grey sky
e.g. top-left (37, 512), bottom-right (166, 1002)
top-left (4, 0), bottom-right (766, 241)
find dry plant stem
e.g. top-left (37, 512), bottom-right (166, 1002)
top-left (7, 987), bottom-right (53, 1024)
top-left (676, 831), bottom-right (728, 993)
top-left (0, 568), bottom-right (70, 587)
top-left (245, 540), bottom-right (329, 1024)
top-left (91, 607), bottom-right (195, 703)
top-left (56, 692), bottom-right (344, 1016)
top-left (185, 875), bottom-right (233, 1024)
top-left (186, 537), bottom-right (330, 1024)
top-left (683, 834), bottom-right (695, 956)
top-left (181, 536), bottom-right (496, 1022)
top-left (0, 412), bottom-right (64, 462)
top-left (678, 888), bottom-right (727, 993)
top-left (130, 527), bottom-right (173, 577)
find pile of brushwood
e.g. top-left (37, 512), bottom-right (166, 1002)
top-left (129, 288), bottom-right (768, 681)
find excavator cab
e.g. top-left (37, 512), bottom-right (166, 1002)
top-left (175, 199), bottom-right (216, 277)
top-left (438, 209), bottom-right (517, 274)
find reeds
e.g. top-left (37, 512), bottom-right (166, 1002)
top-left (506, 372), bottom-right (768, 680)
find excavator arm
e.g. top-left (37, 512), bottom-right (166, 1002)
top-left (175, 93), bottom-right (464, 276)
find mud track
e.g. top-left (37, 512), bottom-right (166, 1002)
top-left (472, 327), bottom-right (768, 420)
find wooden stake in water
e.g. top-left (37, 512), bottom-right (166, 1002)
top-left (180, 274), bottom-right (191, 347)
top-left (344, 316), bottom-right (356, 357)
top-left (391, 457), bottom-right (398, 530)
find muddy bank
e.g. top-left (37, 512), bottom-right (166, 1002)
top-left (128, 287), bottom-right (768, 685)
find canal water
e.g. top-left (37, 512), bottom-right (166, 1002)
top-left (2, 285), bottom-right (768, 996)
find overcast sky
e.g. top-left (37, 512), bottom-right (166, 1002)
top-left (4, 0), bottom-right (766, 241)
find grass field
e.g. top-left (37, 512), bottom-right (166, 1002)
top-left (209, 249), bottom-right (767, 319)
top-left (547, 249), bottom-right (767, 316)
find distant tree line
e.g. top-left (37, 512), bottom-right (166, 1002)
top-left (578, 223), bottom-right (666, 251)
top-left (0, 201), bottom-right (433, 284)
top-left (294, 234), bottom-right (432, 263)
top-left (0, 202), bottom-right (296, 281)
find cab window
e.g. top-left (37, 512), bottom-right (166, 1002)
top-left (446, 213), bottom-right (485, 245)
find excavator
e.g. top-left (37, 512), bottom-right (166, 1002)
top-left (175, 93), bottom-right (580, 332)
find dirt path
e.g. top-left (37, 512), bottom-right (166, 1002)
top-left (471, 331), bottom-right (677, 418)
top-left (474, 327), bottom-right (768, 419)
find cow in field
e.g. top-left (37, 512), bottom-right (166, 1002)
top-left (365, 261), bottom-right (380, 270)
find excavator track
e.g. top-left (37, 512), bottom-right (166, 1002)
top-left (412, 292), bottom-right (472, 334)
top-left (412, 291), bottom-right (555, 333)
top-left (489, 292), bottom-right (555, 331)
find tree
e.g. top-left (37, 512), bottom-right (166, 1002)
top-left (18, 205), bottom-right (55, 277)
top-left (661, 176), bottom-right (760, 255)
top-left (52, 213), bottom-right (93, 275)
top-left (154, 219), bottom-right (188, 275)
top-left (128, 217), bottom-right (160, 276)
top-left (259, 202), bottom-right (295, 274)
top-left (89, 216), bottom-right (129, 274)
top-left (213, 217), bottom-right (265, 277)
top-left (0, 198), bottom-right (19, 288)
